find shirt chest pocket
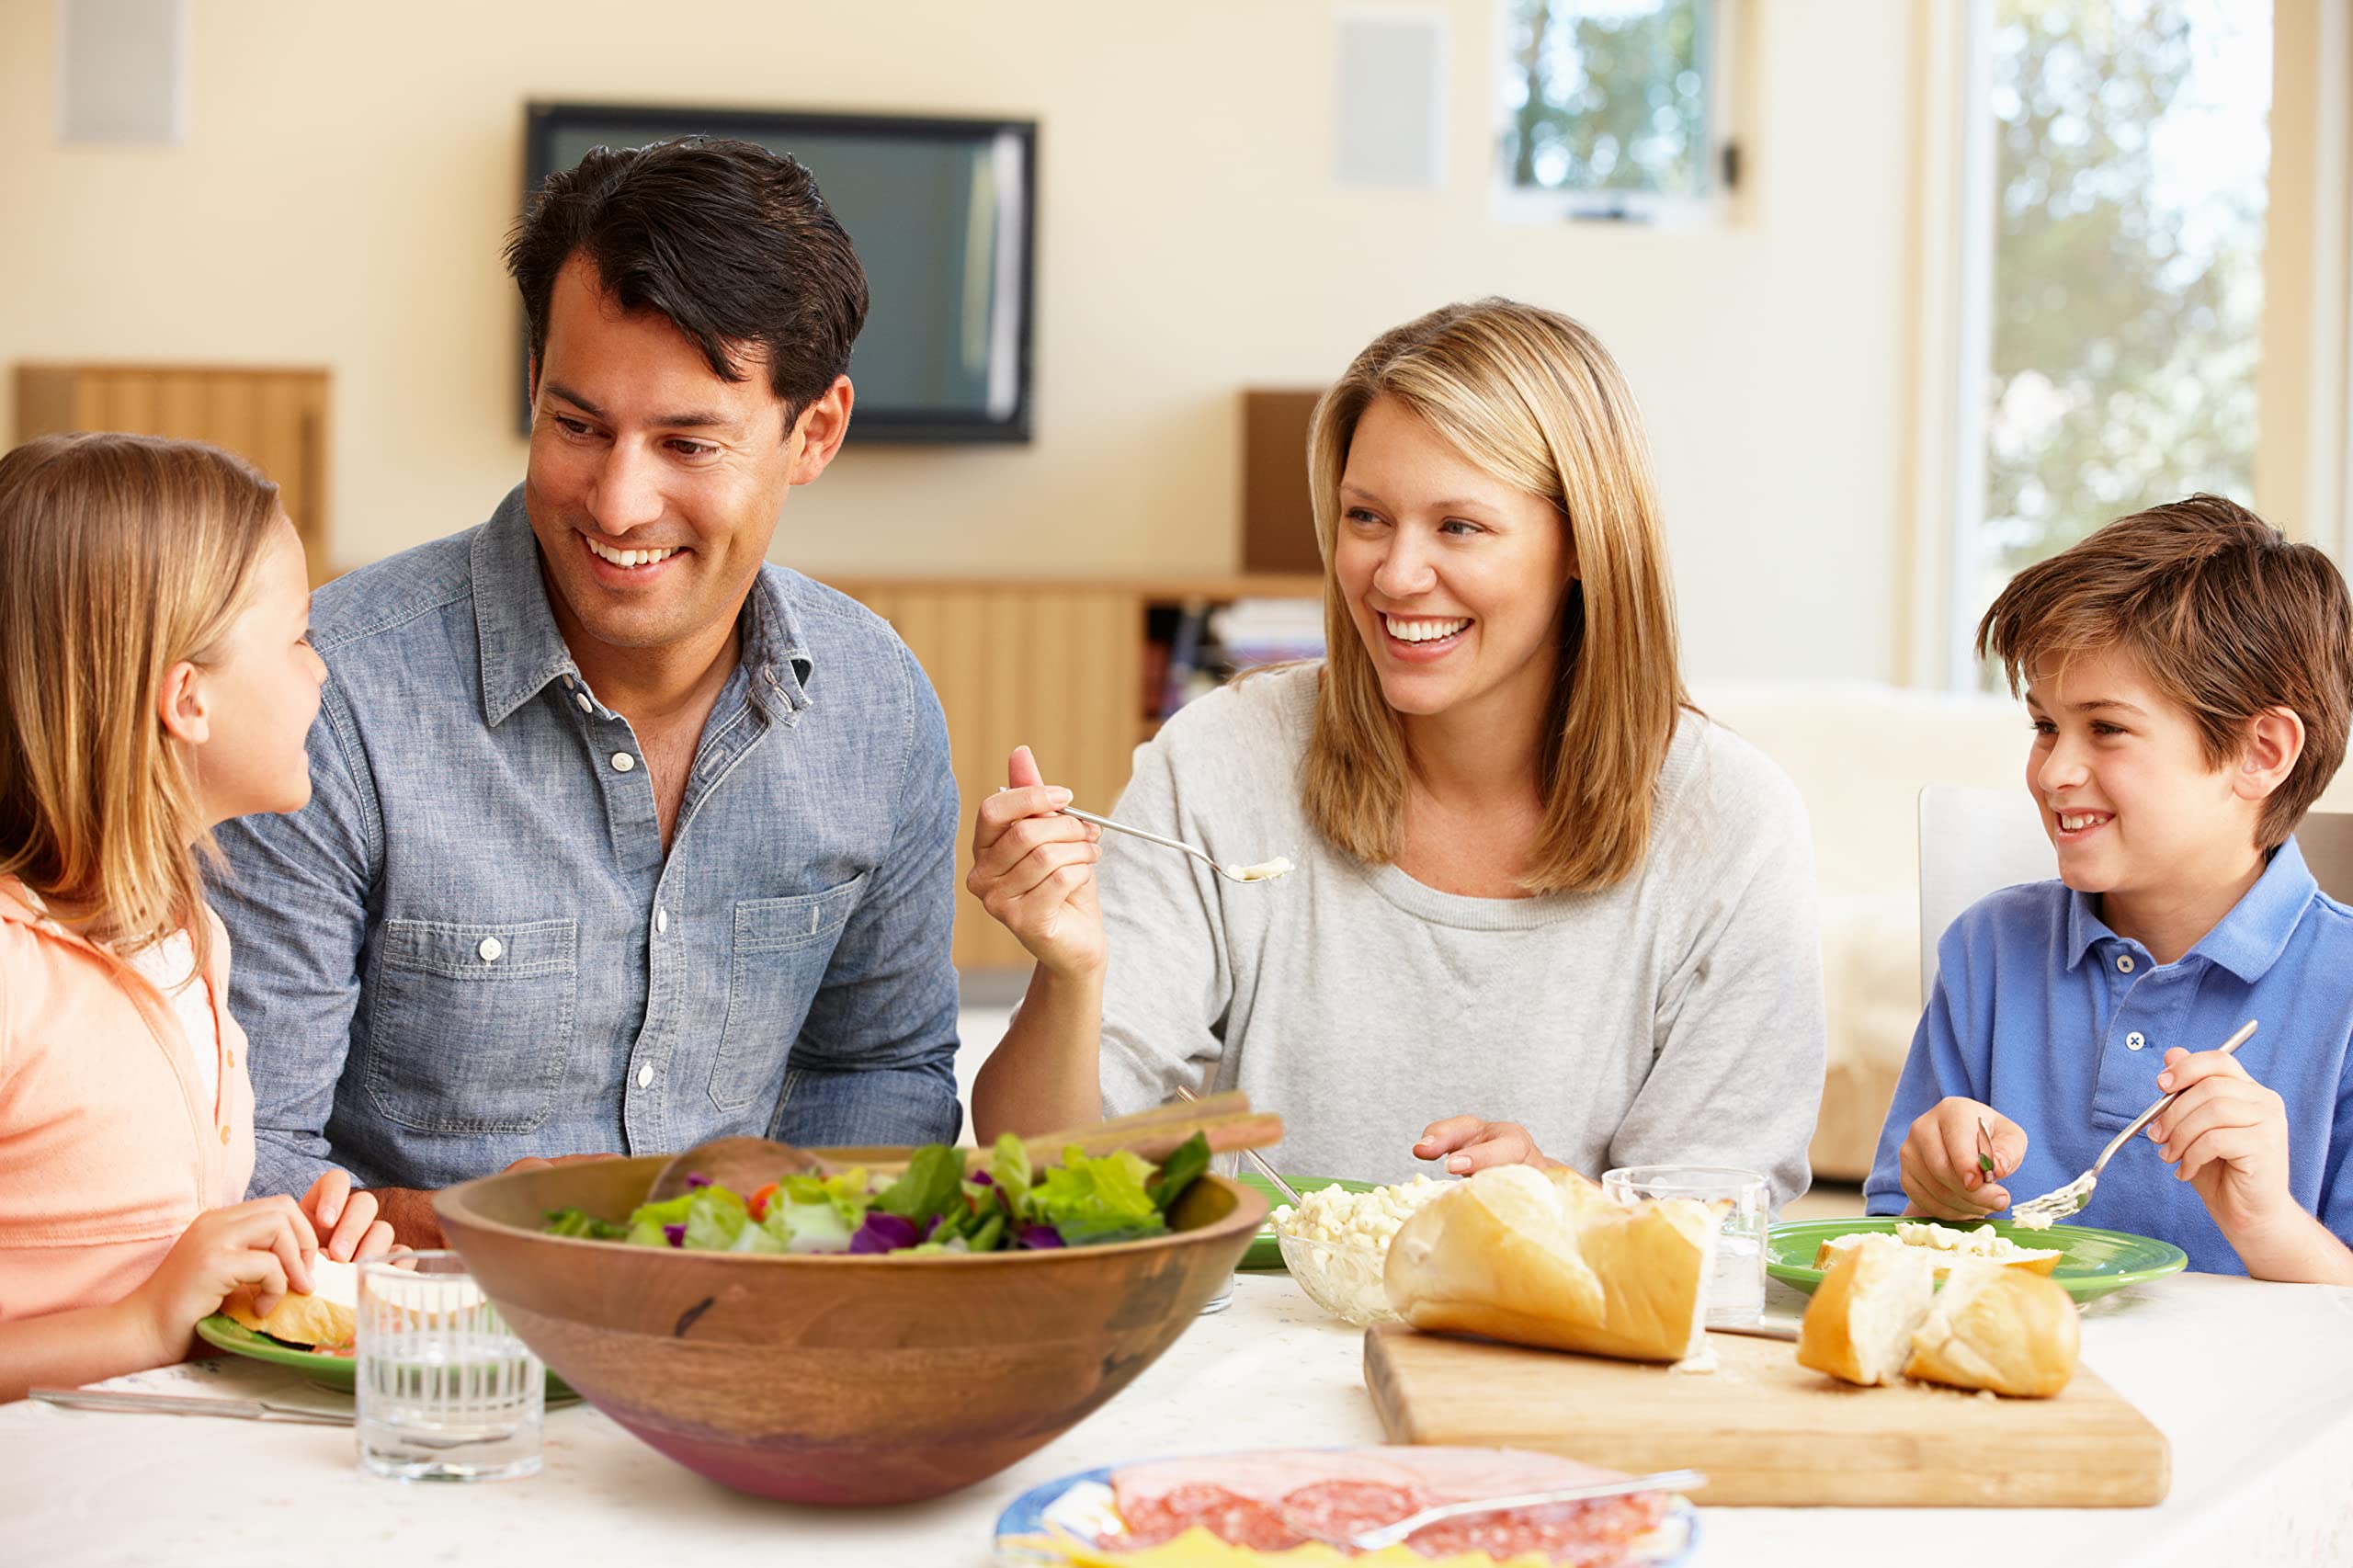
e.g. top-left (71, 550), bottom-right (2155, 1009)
top-left (365, 917), bottom-right (578, 1134)
top-left (708, 875), bottom-right (867, 1114)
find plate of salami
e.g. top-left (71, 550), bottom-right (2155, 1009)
top-left (994, 1446), bottom-right (1699, 1566)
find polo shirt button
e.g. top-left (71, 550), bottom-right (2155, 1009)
top-left (478, 936), bottom-right (503, 962)
top-left (2127, 1031), bottom-right (2147, 1051)
top-left (636, 1062), bottom-right (654, 1089)
top-left (219, 1125), bottom-right (231, 1145)
top-left (2117, 954), bottom-right (2135, 973)
top-left (655, 907), bottom-right (669, 934)
top-left (575, 692), bottom-right (593, 713)
top-left (611, 752), bottom-right (636, 772)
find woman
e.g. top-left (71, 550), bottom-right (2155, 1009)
top-left (969, 300), bottom-right (1825, 1202)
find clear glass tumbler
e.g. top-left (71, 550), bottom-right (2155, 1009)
top-left (1600, 1165), bottom-right (1769, 1328)
top-left (356, 1251), bottom-right (544, 1481)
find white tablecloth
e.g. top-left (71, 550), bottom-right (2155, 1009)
top-left (5, 1272), bottom-right (2350, 1568)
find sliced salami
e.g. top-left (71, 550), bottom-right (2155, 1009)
top-left (1109, 1482), bottom-right (1305, 1551)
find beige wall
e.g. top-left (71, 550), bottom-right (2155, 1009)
top-left (0, 0), bottom-right (1924, 682)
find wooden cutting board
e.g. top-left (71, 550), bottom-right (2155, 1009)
top-left (1364, 1324), bottom-right (2168, 1506)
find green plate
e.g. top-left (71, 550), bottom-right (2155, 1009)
top-left (1235, 1174), bottom-right (1379, 1270)
top-left (1766, 1217), bottom-right (2188, 1304)
top-left (196, 1314), bottom-right (576, 1400)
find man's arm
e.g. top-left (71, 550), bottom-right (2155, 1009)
top-left (779, 646), bottom-right (962, 1146)
top-left (210, 678), bottom-right (380, 1201)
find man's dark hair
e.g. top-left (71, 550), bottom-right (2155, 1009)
top-left (506, 137), bottom-right (869, 426)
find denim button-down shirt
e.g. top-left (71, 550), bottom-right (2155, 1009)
top-left (212, 487), bottom-right (961, 1196)
top-left (1866, 837), bottom-right (2353, 1272)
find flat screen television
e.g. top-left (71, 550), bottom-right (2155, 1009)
top-left (522, 101), bottom-right (1036, 443)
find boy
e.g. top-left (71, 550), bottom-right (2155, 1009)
top-left (1866, 495), bottom-right (2353, 1282)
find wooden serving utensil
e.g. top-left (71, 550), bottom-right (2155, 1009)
top-left (643, 1091), bottom-right (1284, 1205)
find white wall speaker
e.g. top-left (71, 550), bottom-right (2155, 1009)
top-left (1334, 8), bottom-right (1449, 188)
top-left (57, 0), bottom-right (190, 145)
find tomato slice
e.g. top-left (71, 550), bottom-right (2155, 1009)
top-left (748, 1182), bottom-right (780, 1221)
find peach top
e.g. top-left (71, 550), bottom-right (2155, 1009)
top-left (0, 878), bottom-right (256, 1320)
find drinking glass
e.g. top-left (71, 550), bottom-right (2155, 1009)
top-left (1197, 1150), bottom-right (1241, 1315)
top-left (1601, 1165), bottom-right (1769, 1328)
top-left (356, 1251), bottom-right (544, 1481)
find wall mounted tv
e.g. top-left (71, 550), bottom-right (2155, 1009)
top-left (522, 102), bottom-right (1037, 444)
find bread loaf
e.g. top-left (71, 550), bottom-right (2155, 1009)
top-left (1796, 1239), bottom-right (1936, 1386)
top-left (1381, 1165), bottom-right (1717, 1363)
top-left (1904, 1263), bottom-right (2079, 1397)
top-left (222, 1256), bottom-right (358, 1349)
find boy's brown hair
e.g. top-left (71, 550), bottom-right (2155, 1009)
top-left (1976, 494), bottom-right (2353, 849)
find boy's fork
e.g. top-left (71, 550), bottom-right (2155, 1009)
top-left (2009, 1018), bottom-right (2257, 1227)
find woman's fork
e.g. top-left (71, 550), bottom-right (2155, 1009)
top-left (2009, 1017), bottom-right (2257, 1227)
top-left (1059, 805), bottom-right (1291, 884)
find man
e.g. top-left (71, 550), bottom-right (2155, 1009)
top-left (214, 139), bottom-right (961, 1244)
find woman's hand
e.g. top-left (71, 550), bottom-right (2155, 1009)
top-left (122, 1197), bottom-right (318, 1363)
top-left (968, 745), bottom-right (1105, 979)
top-left (2149, 1046), bottom-right (2296, 1237)
top-left (1897, 1096), bottom-right (2026, 1219)
top-left (298, 1170), bottom-right (396, 1261)
top-left (1414, 1116), bottom-right (1558, 1176)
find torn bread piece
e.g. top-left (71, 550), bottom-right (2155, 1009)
top-left (1904, 1261), bottom-right (2080, 1398)
top-left (1797, 1239), bottom-right (1937, 1386)
top-left (222, 1256), bottom-right (359, 1350)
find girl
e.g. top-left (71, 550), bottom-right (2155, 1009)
top-left (0, 432), bottom-right (392, 1403)
top-left (968, 300), bottom-right (1826, 1199)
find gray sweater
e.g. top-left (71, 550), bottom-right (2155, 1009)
top-left (1096, 664), bottom-right (1825, 1209)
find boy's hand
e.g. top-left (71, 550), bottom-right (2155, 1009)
top-left (298, 1170), bottom-right (396, 1262)
top-left (2149, 1046), bottom-right (2296, 1234)
top-left (1897, 1096), bottom-right (2027, 1218)
top-left (1414, 1117), bottom-right (1561, 1176)
top-left (124, 1197), bottom-right (317, 1363)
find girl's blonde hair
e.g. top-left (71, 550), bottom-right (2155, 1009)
top-left (1302, 298), bottom-right (1688, 893)
top-left (0, 432), bottom-right (282, 960)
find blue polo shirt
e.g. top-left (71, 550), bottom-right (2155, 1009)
top-left (1865, 836), bottom-right (2353, 1274)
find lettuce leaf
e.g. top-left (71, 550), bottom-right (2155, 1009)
top-left (1149, 1132), bottom-right (1211, 1214)
top-left (988, 1133), bottom-right (1032, 1215)
top-left (1030, 1144), bottom-right (1168, 1246)
top-left (682, 1187), bottom-right (749, 1251)
top-left (876, 1144), bottom-right (964, 1228)
top-left (543, 1206), bottom-right (628, 1241)
top-left (623, 1192), bottom-right (701, 1249)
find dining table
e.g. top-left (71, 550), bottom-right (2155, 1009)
top-left (5, 1268), bottom-right (2350, 1568)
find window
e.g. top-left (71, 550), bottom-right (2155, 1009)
top-left (1493, 0), bottom-right (1733, 222)
top-left (1950, 0), bottom-right (2272, 685)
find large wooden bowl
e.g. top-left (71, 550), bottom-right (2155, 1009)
top-left (434, 1153), bottom-right (1264, 1506)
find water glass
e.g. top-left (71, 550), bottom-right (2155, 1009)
top-left (357, 1251), bottom-right (544, 1481)
top-left (1197, 1150), bottom-right (1242, 1315)
top-left (1601, 1165), bottom-right (1769, 1328)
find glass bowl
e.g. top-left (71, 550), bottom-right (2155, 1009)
top-left (1276, 1230), bottom-right (1401, 1327)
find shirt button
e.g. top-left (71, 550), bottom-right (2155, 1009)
top-left (563, 676), bottom-right (575, 690)
top-left (219, 1125), bottom-right (231, 1145)
top-left (478, 936), bottom-right (504, 963)
top-left (611, 752), bottom-right (636, 772)
top-left (575, 692), bottom-right (593, 713)
top-left (2127, 1031), bottom-right (2147, 1051)
top-left (655, 907), bottom-right (669, 934)
top-left (2117, 954), bottom-right (2136, 973)
top-left (635, 1062), bottom-right (654, 1089)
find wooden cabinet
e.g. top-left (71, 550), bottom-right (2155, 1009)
top-left (15, 364), bottom-right (332, 582)
top-left (824, 574), bottom-right (1321, 971)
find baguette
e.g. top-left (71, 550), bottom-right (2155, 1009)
top-left (1381, 1165), bottom-right (1717, 1363)
top-left (1904, 1263), bottom-right (2079, 1397)
top-left (1796, 1240), bottom-right (1936, 1386)
top-left (222, 1257), bottom-right (358, 1350)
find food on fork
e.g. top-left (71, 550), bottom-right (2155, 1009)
top-left (1813, 1221), bottom-right (2062, 1277)
top-left (1382, 1165), bottom-right (1716, 1363)
top-left (1797, 1246), bottom-right (2079, 1397)
top-left (222, 1256), bottom-right (358, 1352)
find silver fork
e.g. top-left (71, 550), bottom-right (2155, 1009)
top-left (1286, 1468), bottom-right (1704, 1553)
top-left (1060, 806), bottom-right (1291, 883)
top-left (2010, 1017), bottom-right (2257, 1226)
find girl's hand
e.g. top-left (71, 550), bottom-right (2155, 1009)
top-left (298, 1170), bottom-right (396, 1261)
top-left (2150, 1046), bottom-right (2296, 1234)
top-left (968, 745), bottom-right (1105, 979)
top-left (123, 1197), bottom-right (317, 1363)
top-left (1897, 1096), bottom-right (2026, 1219)
top-left (1414, 1117), bottom-right (1558, 1176)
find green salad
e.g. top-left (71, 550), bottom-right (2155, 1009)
top-left (543, 1131), bottom-right (1212, 1256)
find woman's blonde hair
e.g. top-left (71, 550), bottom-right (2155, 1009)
top-left (1301, 298), bottom-right (1688, 893)
top-left (0, 432), bottom-right (282, 960)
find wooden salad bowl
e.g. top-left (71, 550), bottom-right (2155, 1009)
top-left (434, 1153), bottom-right (1266, 1506)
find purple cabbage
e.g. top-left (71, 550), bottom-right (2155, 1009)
top-left (849, 1211), bottom-right (921, 1255)
top-left (1017, 1224), bottom-right (1065, 1251)
top-left (661, 1222), bottom-right (687, 1247)
top-left (684, 1173), bottom-right (711, 1190)
top-left (970, 1170), bottom-right (995, 1187)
